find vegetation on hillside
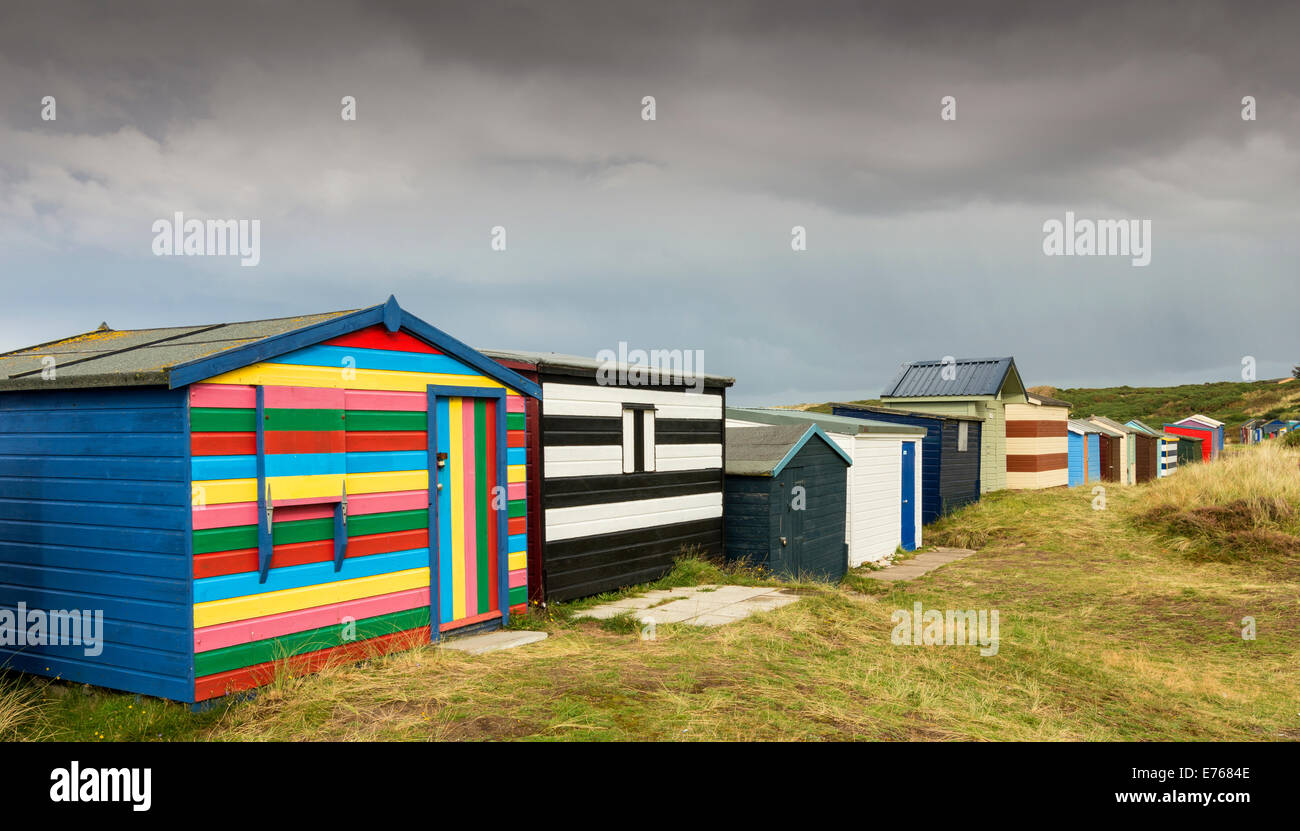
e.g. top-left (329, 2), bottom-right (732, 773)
top-left (801, 378), bottom-right (1300, 437)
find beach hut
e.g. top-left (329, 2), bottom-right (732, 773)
top-left (830, 403), bottom-right (982, 525)
top-left (0, 297), bottom-right (542, 704)
top-left (1004, 392), bottom-right (1070, 489)
top-left (482, 349), bottom-right (733, 603)
top-left (1127, 421), bottom-right (1181, 476)
top-left (1124, 420), bottom-right (1163, 482)
top-left (1067, 419), bottom-right (1101, 486)
top-left (878, 356), bottom-right (1027, 493)
top-left (724, 424), bottom-right (853, 580)
top-left (1086, 417), bottom-right (1130, 484)
top-left (1239, 419), bottom-right (1261, 445)
top-left (1174, 432), bottom-right (1204, 466)
top-left (1174, 414), bottom-right (1223, 458)
top-left (1163, 422), bottom-right (1214, 462)
top-left (726, 407), bottom-right (925, 565)
top-left (1261, 419), bottom-right (1287, 439)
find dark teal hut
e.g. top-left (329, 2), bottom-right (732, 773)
top-left (723, 424), bottom-right (851, 580)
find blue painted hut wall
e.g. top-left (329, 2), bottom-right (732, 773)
top-left (0, 387), bottom-right (193, 701)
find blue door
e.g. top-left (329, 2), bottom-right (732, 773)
top-left (900, 442), bottom-right (917, 551)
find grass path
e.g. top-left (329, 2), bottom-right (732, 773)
top-left (6, 448), bottom-right (1299, 741)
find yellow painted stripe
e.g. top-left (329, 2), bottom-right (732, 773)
top-left (508, 551), bottom-right (526, 571)
top-left (450, 397), bottom-right (466, 621)
top-left (198, 471), bottom-right (427, 505)
top-left (507, 464), bottom-right (525, 484)
top-left (201, 362), bottom-right (505, 392)
top-left (193, 568), bottom-right (430, 628)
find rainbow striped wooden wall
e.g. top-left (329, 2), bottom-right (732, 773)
top-left (189, 325), bottom-right (528, 701)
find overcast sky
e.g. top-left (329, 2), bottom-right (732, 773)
top-left (1, 1), bottom-right (1296, 405)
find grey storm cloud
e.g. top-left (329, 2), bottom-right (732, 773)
top-left (0, 0), bottom-right (1297, 404)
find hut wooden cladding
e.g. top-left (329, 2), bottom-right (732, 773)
top-left (0, 298), bottom-right (542, 703)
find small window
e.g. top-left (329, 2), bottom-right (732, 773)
top-left (957, 421), bottom-right (969, 452)
top-left (621, 404), bottom-right (656, 473)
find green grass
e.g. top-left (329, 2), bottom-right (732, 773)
top-left (6, 446), bottom-right (1300, 741)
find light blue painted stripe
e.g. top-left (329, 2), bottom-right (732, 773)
top-left (508, 533), bottom-right (526, 554)
top-left (506, 447), bottom-right (526, 466)
top-left (191, 453), bottom-right (346, 481)
top-left (276, 344), bottom-right (477, 376)
top-left (345, 450), bottom-right (429, 474)
top-left (193, 547), bottom-right (429, 602)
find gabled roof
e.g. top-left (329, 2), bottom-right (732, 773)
top-left (1086, 415), bottom-right (1133, 436)
top-left (829, 402), bottom-right (984, 423)
top-left (1240, 418), bottom-right (1263, 428)
top-left (1067, 419), bottom-right (1100, 434)
top-left (1027, 391), bottom-right (1072, 408)
top-left (728, 406), bottom-right (926, 436)
top-left (0, 296), bottom-right (542, 398)
top-left (481, 348), bottom-right (733, 387)
top-left (1125, 419), bottom-right (1165, 438)
top-left (881, 356), bottom-right (1026, 400)
top-left (725, 423), bottom-right (852, 477)
top-left (1176, 414), bottom-right (1224, 428)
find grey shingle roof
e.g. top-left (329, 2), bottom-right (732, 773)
top-left (881, 356), bottom-right (1024, 399)
top-left (0, 310), bottom-right (355, 391)
top-left (725, 424), bottom-right (850, 476)
top-left (727, 406), bottom-right (925, 436)
top-left (482, 348), bottom-right (733, 387)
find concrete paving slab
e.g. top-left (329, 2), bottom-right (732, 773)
top-left (440, 630), bottom-right (548, 655)
top-left (866, 547), bottom-right (977, 582)
top-left (575, 583), bottom-right (803, 627)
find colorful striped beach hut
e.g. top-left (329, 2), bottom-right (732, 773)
top-left (0, 297), bottom-right (541, 704)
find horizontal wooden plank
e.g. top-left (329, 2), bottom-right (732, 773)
top-left (194, 586), bottom-right (429, 652)
top-left (193, 567), bottom-right (429, 628)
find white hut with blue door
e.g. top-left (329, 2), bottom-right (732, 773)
top-left (726, 407), bottom-right (925, 565)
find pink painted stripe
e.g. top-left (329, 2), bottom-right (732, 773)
top-left (263, 385), bottom-right (344, 409)
top-left (506, 394), bottom-right (525, 413)
top-left (193, 587), bottom-right (430, 652)
top-left (508, 568), bottom-right (527, 588)
top-left (192, 490), bottom-right (428, 530)
top-left (462, 400), bottom-right (477, 613)
top-left (344, 390), bottom-right (427, 412)
top-left (190, 383), bottom-right (256, 408)
top-left (507, 482), bottom-right (525, 501)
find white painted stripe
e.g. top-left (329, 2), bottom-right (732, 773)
top-left (643, 412), bottom-right (656, 472)
top-left (545, 492), bottom-right (722, 541)
top-left (654, 443), bottom-right (722, 471)
top-left (621, 409), bottom-right (635, 473)
top-left (543, 383), bottom-right (721, 419)
top-left (544, 444), bottom-right (623, 479)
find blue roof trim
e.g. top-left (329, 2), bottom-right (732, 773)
top-left (772, 423), bottom-right (853, 476)
top-left (169, 296), bottom-right (543, 399)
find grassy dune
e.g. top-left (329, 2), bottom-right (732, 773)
top-left (5, 446), bottom-right (1299, 741)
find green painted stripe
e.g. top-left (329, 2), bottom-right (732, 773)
top-left (194, 606), bottom-right (431, 677)
top-left (345, 410), bottom-right (426, 431)
top-left (475, 398), bottom-right (489, 614)
top-left (507, 500), bottom-right (525, 518)
top-left (265, 408), bottom-right (344, 432)
top-left (191, 407), bottom-right (255, 432)
top-left (508, 585), bottom-right (526, 606)
top-left (189, 407), bottom-right (344, 432)
top-left (506, 412), bottom-right (525, 431)
top-left (193, 509), bottom-right (428, 554)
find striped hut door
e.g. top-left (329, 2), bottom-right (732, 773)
top-left (429, 388), bottom-right (509, 633)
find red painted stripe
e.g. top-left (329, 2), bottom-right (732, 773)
top-left (323, 326), bottom-right (441, 354)
top-left (345, 431), bottom-right (427, 452)
top-left (195, 626), bottom-right (432, 701)
top-left (439, 609), bottom-right (500, 632)
top-left (192, 432), bottom-right (256, 456)
top-left (266, 430), bottom-right (346, 454)
top-left (507, 430), bottom-right (525, 448)
top-left (508, 516), bottom-right (525, 536)
top-left (192, 529), bottom-right (429, 579)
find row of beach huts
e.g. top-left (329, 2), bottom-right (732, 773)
top-left (0, 297), bottom-right (1268, 704)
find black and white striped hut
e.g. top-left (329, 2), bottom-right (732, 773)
top-left (483, 349), bottom-right (734, 602)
